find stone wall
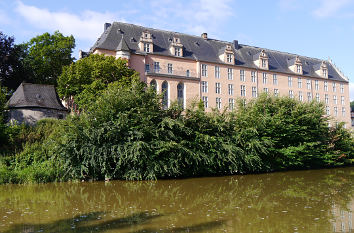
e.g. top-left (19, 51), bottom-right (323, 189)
top-left (8, 108), bottom-right (68, 125)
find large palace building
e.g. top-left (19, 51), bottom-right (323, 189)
top-left (90, 22), bottom-right (351, 127)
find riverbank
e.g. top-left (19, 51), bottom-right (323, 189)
top-left (0, 83), bottom-right (353, 184)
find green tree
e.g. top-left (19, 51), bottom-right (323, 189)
top-left (350, 101), bottom-right (354, 112)
top-left (0, 85), bottom-right (7, 145)
top-left (23, 31), bottom-right (75, 85)
top-left (57, 54), bottom-right (140, 110)
top-left (0, 32), bottom-right (28, 90)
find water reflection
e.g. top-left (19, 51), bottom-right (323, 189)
top-left (0, 167), bottom-right (353, 232)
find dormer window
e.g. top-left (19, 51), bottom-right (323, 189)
top-left (175, 47), bottom-right (181, 56)
top-left (170, 36), bottom-right (183, 57)
top-left (254, 50), bottom-right (269, 69)
top-left (288, 56), bottom-right (303, 74)
top-left (144, 42), bottom-right (150, 53)
top-left (314, 60), bottom-right (328, 78)
top-left (297, 65), bottom-right (301, 73)
top-left (323, 68), bottom-right (327, 78)
top-left (227, 54), bottom-right (233, 63)
top-left (139, 31), bottom-right (153, 53)
top-left (219, 43), bottom-right (234, 64)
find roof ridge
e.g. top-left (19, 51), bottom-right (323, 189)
top-left (239, 44), bottom-right (324, 63)
top-left (112, 21), bottom-right (231, 44)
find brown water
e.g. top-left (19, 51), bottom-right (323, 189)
top-left (0, 167), bottom-right (353, 233)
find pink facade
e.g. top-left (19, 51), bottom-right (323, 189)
top-left (91, 22), bottom-right (351, 127)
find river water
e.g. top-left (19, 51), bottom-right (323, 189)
top-left (0, 167), bottom-right (353, 233)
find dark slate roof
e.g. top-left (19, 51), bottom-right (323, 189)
top-left (7, 83), bottom-right (67, 111)
top-left (90, 22), bottom-right (348, 83)
top-left (116, 35), bottom-right (130, 51)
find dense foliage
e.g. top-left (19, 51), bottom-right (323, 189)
top-left (22, 31), bottom-right (75, 86)
top-left (57, 54), bottom-right (140, 110)
top-left (1, 81), bottom-right (352, 183)
top-left (0, 31), bottom-right (75, 90)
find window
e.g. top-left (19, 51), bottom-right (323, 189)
top-left (307, 92), bottom-right (312, 102)
top-left (274, 89), bottom-right (279, 96)
top-left (202, 81), bottom-right (208, 93)
top-left (288, 76), bottom-right (293, 87)
top-left (296, 64), bottom-right (301, 73)
top-left (145, 64), bottom-right (150, 73)
top-left (333, 95), bottom-right (337, 105)
top-left (342, 107), bottom-right (346, 116)
top-left (175, 47), bottom-right (181, 56)
top-left (332, 82), bottom-right (336, 92)
top-left (226, 54), bottom-right (233, 63)
top-left (334, 107), bottom-right (338, 116)
top-left (263, 88), bottom-right (269, 93)
top-left (168, 63), bottom-right (173, 74)
top-left (144, 42), bottom-right (150, 52)
top-left (186, 70), bottom-right (190, 77)
top-left (306, 79), bottom-right (311, 90)
top-left (341, 96), bottom-right (344, 105)
top-left (262, 59), bottom-right (266, 68)
top-left (251, 71), bottom-right (256, 83)
top-left (240, 70), bottom-right (245, 82)
top-left (240, 85), bottom-right (246, 97)
top-left (228, 68), bottom-right (233, 80)
top-left (154, 62), bottom-right (160, 73)
top-left (162, 81), bottom-right (169, 109)
top-left (325, 94), bottom-right (329, 104)
top-left (215, 66), bottom-right (220, 78)
top-left (323, 69), bottom-right (327, 77)
top-left (252, 86), bottom-right (257, 97)
top-left (228, 84), bottom-right (234, 95)
top-left (289, 90), bottom-right (294, 98)
top-left (316, 93), bottom-right (320, 102)
top-left (177, 83), bottom-right (184, 108)
top-left (150, 79), bottom-right (157, 92)
top-left (340, 83), bottom-right (344, 93)
top-left (315, 80), bottom-right (319, 90)
top-left (324, 81), bottom-right (328, 91)
top-left (216, 97), bottom-right (222, 109)
top-left (215, 82), bottom-right (221, 94)
top-left (298, 91), bottom-right (303, 101)
top-left (201, 64), bottom-right (208, 77)
top-left (262, 73), bottom-right (267, 84)
top-left (273, 74), bottom-right (278, 85)
top-left (202, 96), bottom-right (208, 108)
top-left (298, 77), bottom-right (302, 88)
top-left (229, 98), bottom-right (234, 110)
top-left (326, 106), bottom-right (330, 115)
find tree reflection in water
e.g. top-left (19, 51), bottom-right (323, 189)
top-left (0, 167), bottom-right (353, 233)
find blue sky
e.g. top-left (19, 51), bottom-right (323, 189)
top-left (1, 0), bottom-right (354, 99)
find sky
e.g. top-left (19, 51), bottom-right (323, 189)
top-left (1, 0), bottom-right (354, 99)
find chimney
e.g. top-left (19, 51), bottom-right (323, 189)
top-left (233, 40), bottom-right (238, 50)
top-left (201, 33), bottom-right (208, 40)
top-left (104, 23), bottom-right (111, 31)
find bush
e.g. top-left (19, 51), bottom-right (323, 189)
top-left (1, 82), bottom-right (353, 183)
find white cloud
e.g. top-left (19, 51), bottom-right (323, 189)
top-left (313, 0), bottom-right (352, 18)
top-left (147, 0), bottom-right (234, 37)
top-left (14, 1), bottom-right (123, 41)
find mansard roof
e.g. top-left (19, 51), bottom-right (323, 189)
top-left (91, 22), bottom-right (348, 82)
top-left (7, 83), bottom-right (67, 111)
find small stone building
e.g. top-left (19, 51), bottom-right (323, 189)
top-left (7, 83), bottom-right (68, 124)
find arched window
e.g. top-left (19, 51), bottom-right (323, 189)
top-left (162, 81), bottom-right (169, 109)
top-left (177, 82), bottom-right (184, 108)
top-left (150, 79), bottom-right (157, 92)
